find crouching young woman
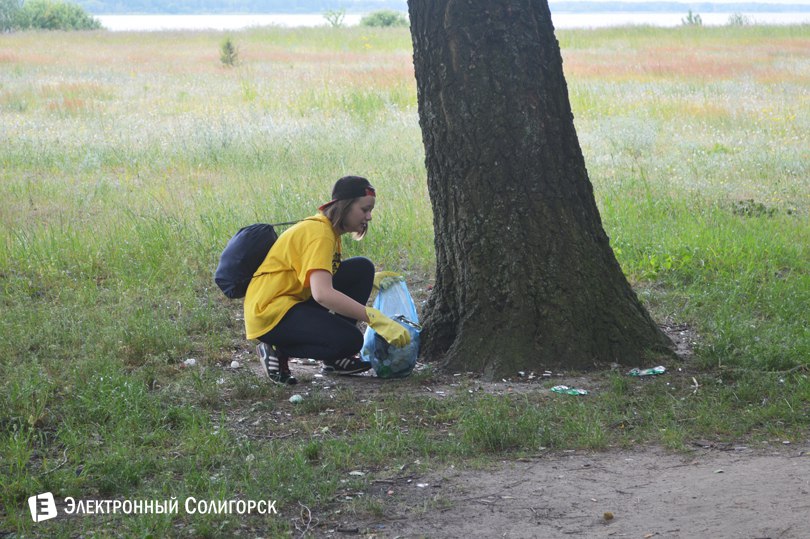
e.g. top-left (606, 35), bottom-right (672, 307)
top-left (244, 176), bottom-right (411, 385)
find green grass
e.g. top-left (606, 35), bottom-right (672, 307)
top-left (0, 23), bottom-right (808, 536)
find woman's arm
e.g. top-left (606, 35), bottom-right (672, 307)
top-left (309, 270), bottom-right (369, 322)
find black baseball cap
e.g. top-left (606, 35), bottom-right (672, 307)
top-left (318, 176), bottom-right (376, 210)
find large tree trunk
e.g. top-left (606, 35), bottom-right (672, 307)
top-left (407, 0), bottom-right (673, 378)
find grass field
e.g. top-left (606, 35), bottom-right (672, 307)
top-left (1, 24), bottom-right (808, 536)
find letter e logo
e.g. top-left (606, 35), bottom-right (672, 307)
top-left (28, 492), bottom-right (58, 523)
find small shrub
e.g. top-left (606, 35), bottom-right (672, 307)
top-left (220, 37), bottom-right (238, 67)
top-left (323, 8), bottom-right (345, 28)
top-left (681, 10), bottom-right (703, 26)
top-left (360, 10), bottom-right (408, 28)
top-left (727, 13), bottom-right (751, 26)
top-left (731, 199), bottom-right (778, 218)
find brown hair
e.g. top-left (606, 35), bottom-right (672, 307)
top-left (321, 198), bottom-right (368, 240)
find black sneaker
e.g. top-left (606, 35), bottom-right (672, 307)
top-left (256, 343), bottom-right (298, 385)
top-left (321, 356), bottom-right (373, 376)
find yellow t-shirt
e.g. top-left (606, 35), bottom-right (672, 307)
top-left (244, 214), bottom-right (341, 340)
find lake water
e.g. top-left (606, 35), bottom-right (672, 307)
top-left (96, 12), bottom-right (810, 32)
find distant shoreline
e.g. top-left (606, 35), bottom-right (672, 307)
top-left (85, 3), bottom-right (810, 15)
top-left (95, 12), bottom-right (810, 31)
top-left (549, 2), bottom-right (810, 12)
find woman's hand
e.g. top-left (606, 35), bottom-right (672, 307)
top-left (372, 271), bottom-right (401, 291)
top-left (365, 307), bottom-right (411, 347)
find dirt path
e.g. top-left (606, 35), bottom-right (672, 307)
top-left (337, 445), bottom-right (810, 539)
top-left (238, 339), bottom-right (809, 538)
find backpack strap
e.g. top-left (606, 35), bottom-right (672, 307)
top-left (270, 217), bottom-right (322, 228)
top-left (269, 220), bottom-right (300, 227)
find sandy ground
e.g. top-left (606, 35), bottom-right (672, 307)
top-left (338, 445), bottom-right (810, 539)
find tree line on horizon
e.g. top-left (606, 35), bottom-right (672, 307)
top-left (75, 0), bottom-right (408, 14)
top-left (74, 0), bottom-right (809, 14)
top-left (0, 0), bottom-right (414, 31)
top-left (1, 0), bottom-right (101, 30)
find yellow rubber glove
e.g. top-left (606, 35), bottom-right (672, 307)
top-left (365, 307), bottom-right (412, 348)
top-left (372, 271), bottom-right (402, 292)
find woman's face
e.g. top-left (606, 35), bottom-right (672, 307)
top-left (343, 195), bottom-right (376, 235)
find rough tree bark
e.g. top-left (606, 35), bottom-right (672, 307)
top-left (407, 0), bottom-right (673, 378)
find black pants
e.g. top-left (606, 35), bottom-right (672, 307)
top-left (258, 257), bottom-right (374, 362)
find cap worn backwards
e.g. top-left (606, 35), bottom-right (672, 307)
top-left (319, 176), bottom-right (376, 210)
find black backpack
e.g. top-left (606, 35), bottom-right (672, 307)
top-left (214, 221), bottom-right (298, 299)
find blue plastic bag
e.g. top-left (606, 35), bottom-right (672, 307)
top-left (361, 276), bottom-right (421, 378)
